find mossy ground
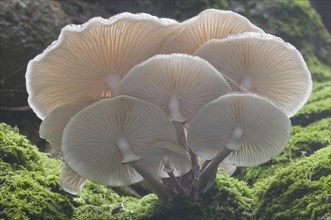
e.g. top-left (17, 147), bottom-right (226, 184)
top-left (0, 123), bottom-right (254, 220)
top-left (1, 0), bottom-right (330, 219)
top-left (1, 121), bottom-right (330, 219)
top-left (0, 124), bottom-right (73, 220)
top-left (253, 146), bottom-right (331, 220)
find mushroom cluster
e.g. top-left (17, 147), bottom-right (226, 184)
top-left (26, 9), bottom-right (312, 201)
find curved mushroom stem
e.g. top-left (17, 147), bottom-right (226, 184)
top-left (200, 159), bottom-right (211, 172)
top-left (198, 148), bottom-right (232, 191)
top-left (172, 121), bottom-right (187, 147)
top-left (189, 149), bottom-right (200, 177)
top-left (173, 121), bottom-right (200, 176)
top-left (190, 176), bottom-right (200, 201)
top-left (169, 96), bottom-right (187, 122)
top-left (162, 155), bottom-right (187, 196)
top-left (130, 161), bottom-right (174, 202)
top-left (166, 171), bottom-right (186, 196)
top-left (117, 137), bottom-right (140, 163)
top-left (118, 137), bottom-right (174, 201)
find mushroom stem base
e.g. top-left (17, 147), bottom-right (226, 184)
top-left (198, 148), bottom-right (232, 192)
top-left (167, 171), bottom-right (186, 196)
top-left (130, 161), bottom-right (174, 202)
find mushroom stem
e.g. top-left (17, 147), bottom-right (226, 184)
top-left (162, 155), bottom-right (187, 196)
top-left (198, 147), bottom-right (232, 191)
top-left (173, 121), bottom-right (200, 176)
top-left (190, 176), bottom-right (200, 201)
top-left (172, 121), bottom-right (187, 147)
top-left (169, 96), bottom-right (186, 122)
top-left (106, 74), bottom-right (121, 91)
top-left (166, 171), bottom-right (186, 196)
top-left (200, 159), bottom-right (211, 172)
top-left (130, 161), bottom-right (174, 202)
top-left (189, 149), bottom-right (200, 176)
top-left (116, 185), bottom-right (142, 198)
top-left (117, 137), bottom-right (140, 163)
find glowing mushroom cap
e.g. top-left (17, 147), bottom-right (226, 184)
top-left (218, 163), bottom-right (237, 176)
top-left (26, 13), bottom-right (181, 120)
top-left (62, 95), bottom-right (177, 186)
top-left (162, 9), bottom-right (263, 54)
top-left (188, 93), bottom-right (291, 166)
top-left (40, 98), bottom-right (99, 151)
top-left (60, 162), bottom-right (86, 195)
top-left (115, 54), bottom-right (232, 123)
top-left (194, 32), bottom-right (312, 117)
top-left (138, 141), bottom-right (192, 178)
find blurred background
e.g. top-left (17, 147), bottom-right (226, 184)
top-left (0, 0), bottom-right (330, 152)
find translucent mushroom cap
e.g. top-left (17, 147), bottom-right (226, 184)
top-left (138, 141), bottom-right (192, 178)
top-left (188, 93), bottom-right (291, 166)
top-left (26, 13), bottom-right (181, 120)
top-left (115, 54), bottom-right (232, 123)
top-left (162, 9), bottom-right (264, 54)
top-left (194, 32), bottom-right (313, 117)
top-left (62, 95), bottom-right (177, 186)
top-left (60, 162), bottom-right (86, 195)
top-left (40, 98), bottom-right (99, 151)
top-left (218, 163), bottom-right (237, 176)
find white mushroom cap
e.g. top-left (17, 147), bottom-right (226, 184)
top-left (40, 98), bottom-right (99, 151)
top-left (162, 9), bottom-right (264, 54)
top-left (26, 13), bottom-right (182, 120)
top-left (115, 54), bottom-right (232, 123)
top-left (60, 162), bottom-right (86, 195)
top-left (138, 141), bottom-right (192, 178)
top-left (218, 163), bottom-right (237, 176)
top-left (188, 93), bottom-right (291, 166)
top-left (194, 32), bottom-right (312, 117)
top-left (62, 95), bottom-right (177, 186)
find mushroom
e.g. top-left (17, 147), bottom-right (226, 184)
top-left (194, 32), bottom-right (312, 117)
top-left (26, 13), bottom-right (182, 120)
top-left (40, 98), bottom-right (100, 194)
top-left (187, 93), bottom-right (291, 190)
top-left (138, 141), bottom-right (192, 195)
top-left (115, 54), bottom-right (232, 124)
top-left (162, 9), bottom-right (264, 54)
top-left (60, 162), bottom-right (86, 195)
top-left (115, 53), bottom-right (231, 178)
top-left (62, 95), bottom-right (177, 199)
top-left (40, 98), bottom-right (100, 151)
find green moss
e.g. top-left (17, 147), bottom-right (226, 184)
top-left (0, 123), bottom-right (122, 220)
top-left (0, 124), bottom-right (43, 170)
top-left (306, 58), bottom-right (331, 83)
top-left (0, 123), bottom-right (74, 220)
top-left (291, 81), bottom-right (331, 126)
top-left (253, 147), bottom-right (331, 220)
top-left (0, 123), bottom-right (255, 220)
top-left (111, 175), bottom-right (253, 220)
top-left (72, 182), bottom-right (122, 220)
top-left (75, 173), bottom-right (254, 220)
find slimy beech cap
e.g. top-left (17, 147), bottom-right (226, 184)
top-left (162, 9), bottom-right (264, 54)
top-left (116, 54), bottom-right (232, 123)
top-left (195, 32), bottom-right (313, 117)
top-left (62, 96), bottom-right (177, 186)
top-left (188, 93), bottom-right (291, 166)
top-left (26, 13), bottom-right (181, 120)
